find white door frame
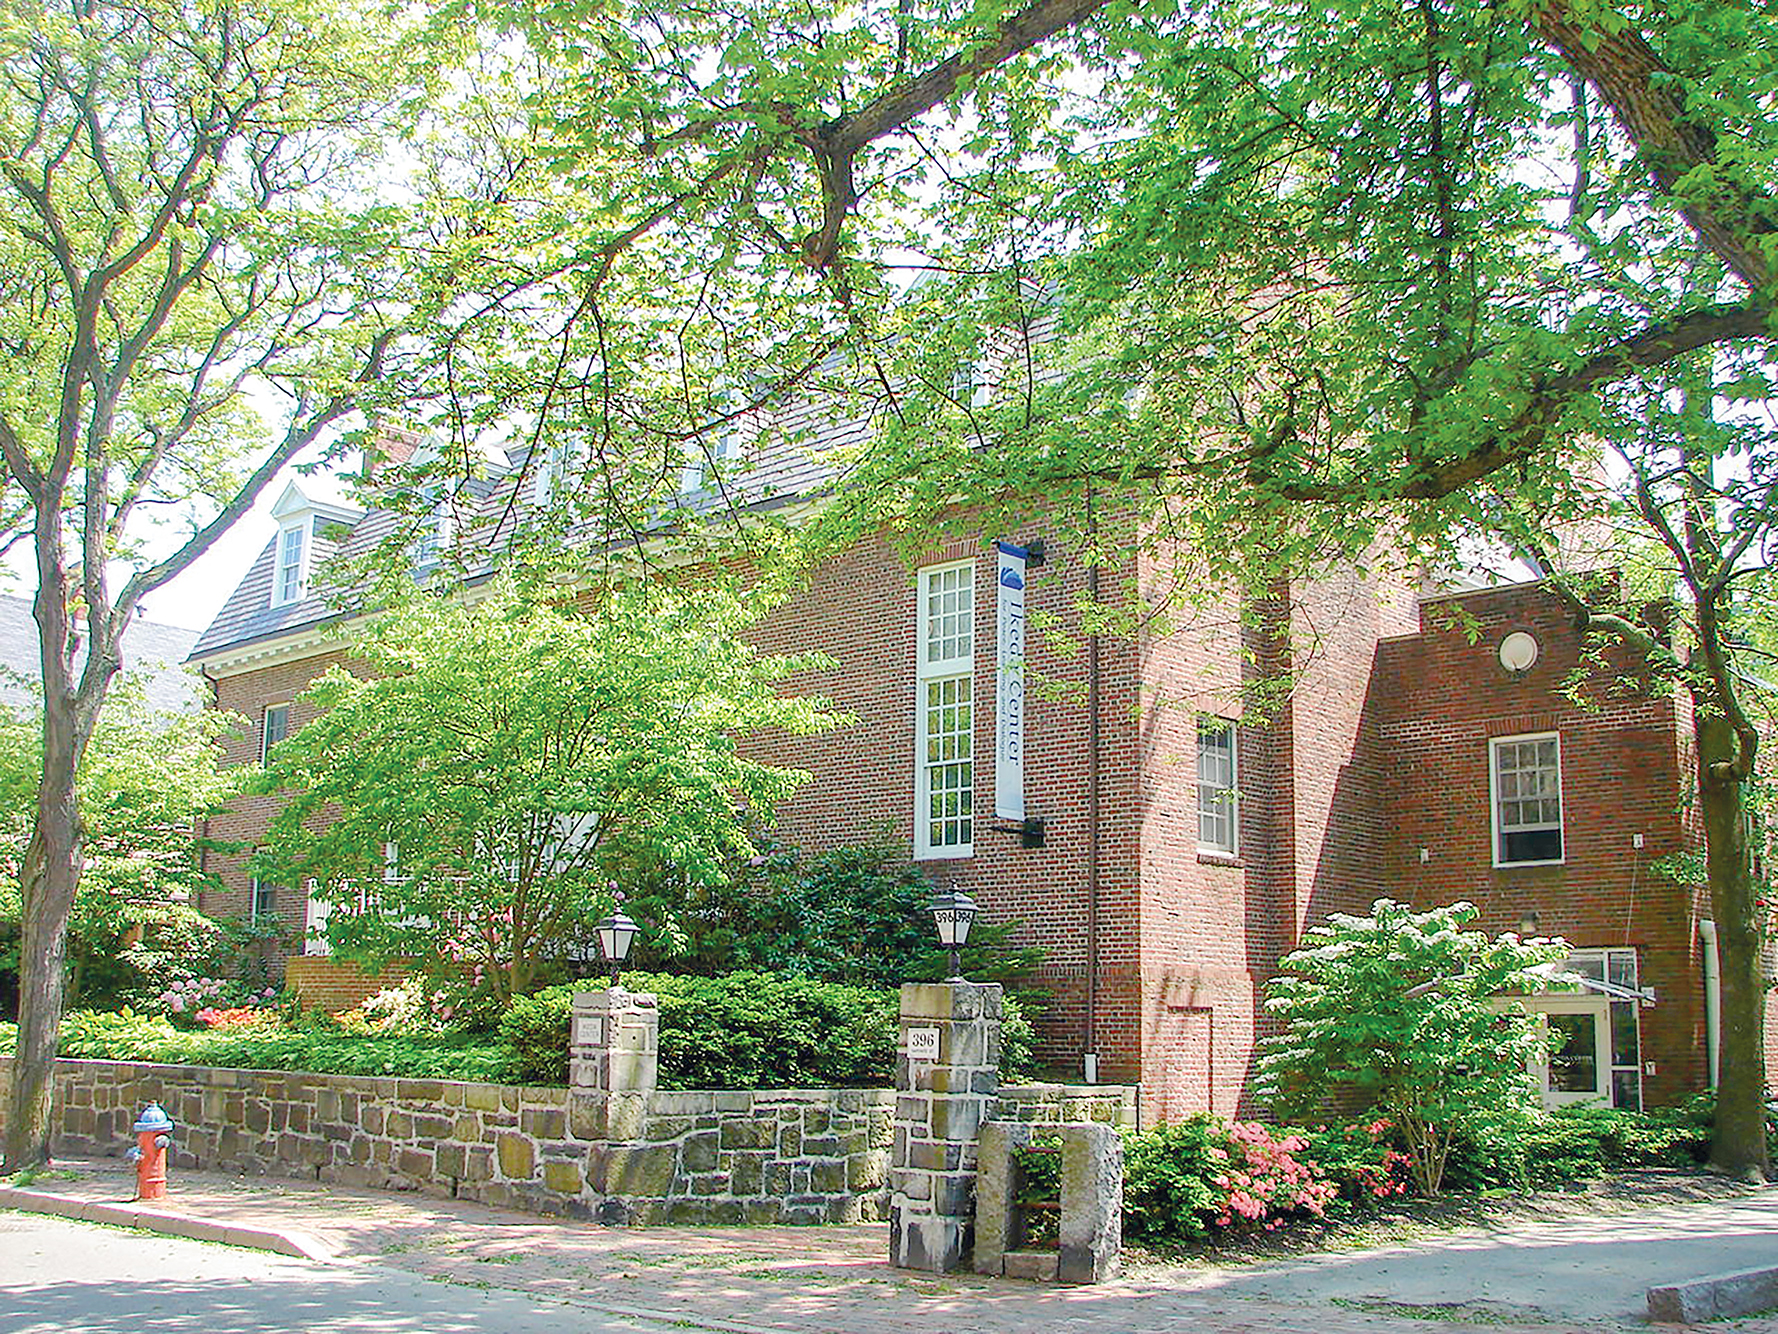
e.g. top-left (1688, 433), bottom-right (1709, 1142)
top-left (1528, 996), bottom-right (1612, 1108)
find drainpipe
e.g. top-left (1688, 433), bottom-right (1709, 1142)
top-left (1699, 919), bottom-right (1721, 1088)
top-left (1084, 484), bottom-right (1100, 1085)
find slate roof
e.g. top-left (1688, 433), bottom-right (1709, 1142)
top-left (189, 296), bottom-right (1051, 662)
top-left (0, 594), bottom-right (202, 714)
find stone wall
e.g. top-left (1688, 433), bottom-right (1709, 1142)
top-left (1, 1058), bottom-right (1134, 1224)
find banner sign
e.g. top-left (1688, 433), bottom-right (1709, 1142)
top-left (995, 540), bottom-right (1028, 823)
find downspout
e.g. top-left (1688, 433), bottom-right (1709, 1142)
top-left (1084, 484), bottom-right (1101, 1085)
top-left (1699, 919), bottom-right (1721, 1089)
top-left (196, 661), bottom-right (221, 887)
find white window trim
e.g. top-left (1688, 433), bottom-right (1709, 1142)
top-left (250, 876), bottom-right (277, 923)
top-left (261, 702), bottom-right (291, 765)
top-left (272, 520), bottom-right (309, 607)
top-left (411, 502), bottom-right (452, 571)
top-left (1489, 731), bottom-right (1565, 868)
top-left (1196, 717), bottom-right (1239, 856)
top-left (915, 559), bottom-right (975, 860)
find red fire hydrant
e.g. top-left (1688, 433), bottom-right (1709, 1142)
top-left (132, 1102), bottom-right (174, 1201)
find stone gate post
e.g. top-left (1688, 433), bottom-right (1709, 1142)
top-left (569, 989), bottom-right (658, 1094)
top-left (889, 980), bottom-right (1002, 1272)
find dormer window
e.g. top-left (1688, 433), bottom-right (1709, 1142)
top-left (532, 443), bottom-right (567, 507)
top-left (410, 501), bottom-right (451, 571)
top-left (273, 521), bottom-right (308, 606)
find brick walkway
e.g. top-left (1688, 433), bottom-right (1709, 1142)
top-left (5, 1158), bottom-right (1777, 1334)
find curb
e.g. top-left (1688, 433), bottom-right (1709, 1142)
top-left (0, 1185), bottom-right (334, 1263)
top-left (1649, 1265), bottom-right (1778, 1324)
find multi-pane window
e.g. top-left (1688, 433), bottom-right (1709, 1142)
top-left (251, 877), bottom-right (277, 922)
top-left (410, 503), bottom-right (449, 570)
top-left (261, 704), bottom-right (290, 764)
top-left (1197, 718), bottom-right (1238, 855)
top-left (273, 522), bottom-right (307, 606)
top-left (1492, 733), bottom-right (1563, 865)
top-left (916, 562), bottom-right (974, 858)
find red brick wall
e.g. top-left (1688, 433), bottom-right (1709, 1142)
top-left (284, 957), bottom-right (406, 1013)
top-left (201, 648), bottom-right (350, 964)
top-left (748, 529), bottom-right (1146, 1086)
top-left (1373, 583), bottom-right (1701, 1106)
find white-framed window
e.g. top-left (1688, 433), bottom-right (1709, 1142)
top-left (1491, 732), bottom-right (1563, 866)
top-left (250, 877), bottom-right (278, 922)
top-left (410, 502), bottom-right (450, 571)
top-left (532, 442), bottom-right (567, 506)
top-left (1197, 718), bottom-right (1238, 855)
top-left (679, 420), bottom-right (744, 494)
top-left (915, 560), bottom-right (975, 859)
top-left (261, 703), bottom-right (290, 765)
top-left (272, 521), bottom-right (308, 606)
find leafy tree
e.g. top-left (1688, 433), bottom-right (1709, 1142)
top-left (1259, 899), bottom-right (1567, 1196)
top-left (0, 0), bottom-right (451, 1169)
top-left (253, 581), bottom-right (846, 1001)
top-left (0, 679), bottom-right (240, 1013)
top-left (386, 0), bottom-right (1778, 1174)
top-left (623, 837), bottom-right (1047, 988)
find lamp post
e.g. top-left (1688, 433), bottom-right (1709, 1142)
top-left (596, 910), bottom-right (638, 989)
top-left (929, 891), bottom-right (977, 981)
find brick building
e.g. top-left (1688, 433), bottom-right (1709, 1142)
top-left (188, 457), bottom-right (1722, 1123)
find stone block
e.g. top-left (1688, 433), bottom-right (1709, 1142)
top-left (729, 1151), bottom-right (765, 1195)
top-left (465, 1085), bottom-right (503, 1112)
top-left (567, 1094), bottom-right (608, 1141)
top-left (890, 1203), bottom-right (968, 1273)
top-left (719, 1119), bottom-right (775, 1150)
top-left (810, 1160), bottom-right (847, 1194)
top-left (681, 1130), bottom-right (719, 1172)
top-left (497, 1133), bottom-right (535, 1180)
top-left (520, 1107), bottom-right (566, 1140)
top-left (1649, 1266), bottom-right (1778, 1324)
top-left (542, 1160), bottom-right (584, 1194)
top-left (603, 1144), bottom-right (678, 1197)
top-left (1003, 1251), bottom-right (1060, 1283)
top-left (1057, 1124), bottom-right (1121, 1284)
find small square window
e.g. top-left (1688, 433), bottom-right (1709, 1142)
top-left (1492, 733), bottom-right (1563, 865)
top-left (1197, 718), bottom-right (1238, 855)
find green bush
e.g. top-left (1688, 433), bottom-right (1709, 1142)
top-left (626, 838), bottom-right (1048, 989)
top-left (1445, 1101), bottom-right (1712, 1190)
top-left (500, 972), bottom-right (1041, 1089)
top-left (0, 1010), bottom-right (514, 1083)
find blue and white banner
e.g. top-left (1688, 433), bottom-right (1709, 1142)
top-left (995, 541), bottom-right (1028, 823)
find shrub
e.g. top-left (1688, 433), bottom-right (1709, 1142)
top-left (1260, 899), bottom-right (1566, 1195)
top-left (626, 838), bottom-right (1048, 990)
top-left (499, 972), bottom-right (1041, 1089)
top-left (1445, 1101), bottom-right (1712, 1190)
top-left (193, 1006), bottom-right (280, 1032)
top-left (1122, 1114), bottom-right (1339, 1243)
top-left (0, 1009), bottom-right (515, 1083)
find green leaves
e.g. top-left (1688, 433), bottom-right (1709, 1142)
top-left (253, 578), bottom-right (847, 999)
top-left (1259, 898), bottom-right (1568, 1195)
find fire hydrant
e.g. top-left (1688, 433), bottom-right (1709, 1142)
top-left (132, 1102), bottom-right (174, 1201)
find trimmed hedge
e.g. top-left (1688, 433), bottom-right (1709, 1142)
top-left (0, 1010), bottom-right (515, 1083)
top-left (500, 971), bottom-right (1039, 1089)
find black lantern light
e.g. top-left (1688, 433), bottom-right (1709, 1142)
top-left (596, 910), bottom-right (639, 988)
top-left (929, 890), bottom-right (977, 980)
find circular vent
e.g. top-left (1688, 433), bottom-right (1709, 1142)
top-left (1498, 631), bottom-right (1539, 673)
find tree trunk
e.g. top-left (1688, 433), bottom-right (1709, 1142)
top-left (1, 706), bottom-right (85, 1173)
top-left (1696, 711), bottom-right (1770, 1181)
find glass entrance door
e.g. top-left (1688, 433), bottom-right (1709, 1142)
top-left (1531, 998), bottom-right (1612, 1107)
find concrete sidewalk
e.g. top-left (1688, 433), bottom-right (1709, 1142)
top-left (5, 1158), bottom-right (1778, 1333)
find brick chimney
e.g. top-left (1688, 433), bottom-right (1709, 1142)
top-left (362, 417), bottom-right (421, 483)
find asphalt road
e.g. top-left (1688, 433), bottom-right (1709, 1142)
top-left (0, 1212), bottom-right (711, 1334)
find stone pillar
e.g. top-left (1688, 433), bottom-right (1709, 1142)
top-left (889, 980), bottom-right (1001, 1272)
top-left (569, 989), bottom-right (658, 1094)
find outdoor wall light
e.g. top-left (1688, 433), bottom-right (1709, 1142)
top-left (597, 910), bottom-right (639, 988)
top-left (930, 891), bottom-right (978, 980)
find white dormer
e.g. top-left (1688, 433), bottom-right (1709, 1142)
top-left (267, 480), bottom-right (363, 609)
top-left (269, 482), bottom-right (315, 607)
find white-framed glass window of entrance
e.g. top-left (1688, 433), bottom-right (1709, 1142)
top-left (272, 520), bottom-right (308, 606)
top-left (1197, 717), bottom-right (1238, 855)
top-left (1491, 732), bottom-right (1563, 866)
top-left (261, 703), bottom-right (290, 765)
top-left (1530, 947), bottom-right (1642, 1111)
top-left (915, 560), bottom-right (974, 859)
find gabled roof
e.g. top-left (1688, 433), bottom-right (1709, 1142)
top-left (0, 594), bottom-right (201, 714)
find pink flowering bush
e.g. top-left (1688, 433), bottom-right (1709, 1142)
top-left (1124, 1114), bottom-right (1342, 1243)
top-left (193, 1005), bottom-right (279, 1032)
